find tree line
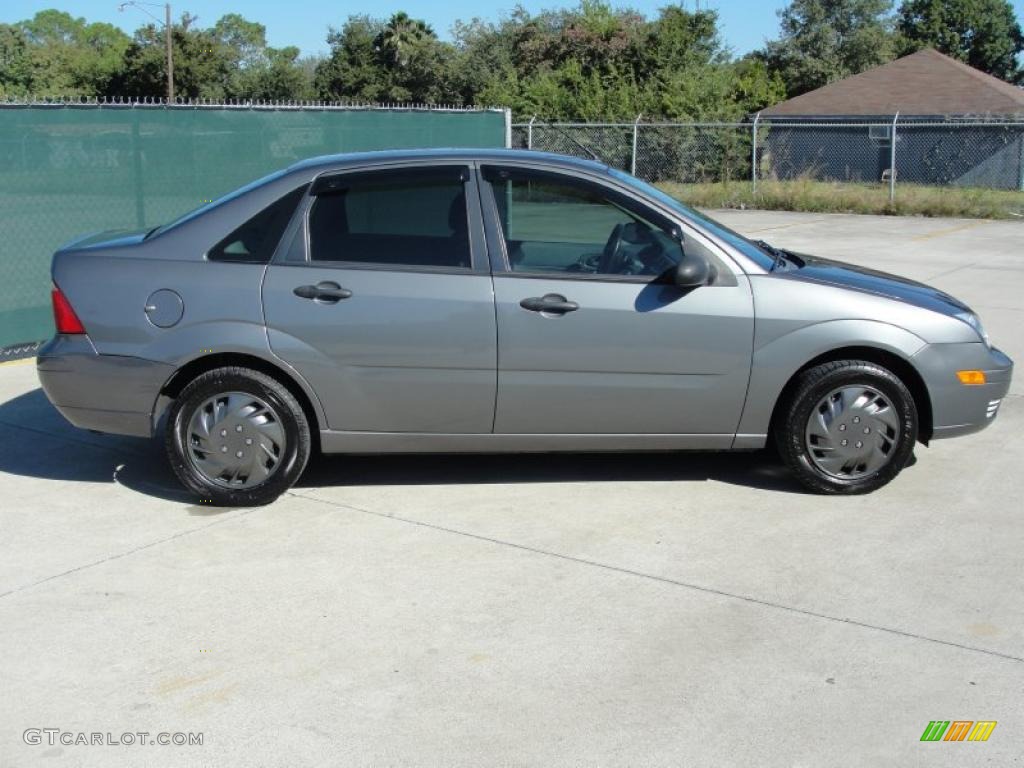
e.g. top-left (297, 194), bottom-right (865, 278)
top-left (1, 0), bottom-right (1021, 120)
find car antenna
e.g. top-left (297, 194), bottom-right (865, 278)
top-left (539, 120), bottom-right (602, 163)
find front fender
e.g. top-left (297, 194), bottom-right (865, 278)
top-left (735, 319), bottom-right (927, 440)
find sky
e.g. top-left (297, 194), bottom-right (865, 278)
top-left (3, 0), bottom-right (1024, 59)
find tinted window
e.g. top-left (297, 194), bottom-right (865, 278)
top-left (207, 185), bottom-right (307, 263)
top-left (607, 168), bottom-right (774, 270)
top-left (309, 169), bottom-right (471, 269)
top-left (484, 167), bottom-right (682, 277)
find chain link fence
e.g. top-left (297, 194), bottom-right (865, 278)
top-left (0, 99), bottom-right (509, 355)
top-left (513, 117), bottom-right (1024, 192)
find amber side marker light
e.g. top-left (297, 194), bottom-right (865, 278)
top-left (957, 370), bottom-right (987, 386)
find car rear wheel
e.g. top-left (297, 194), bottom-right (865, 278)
top-left (775, 360), bottom-right (918, 494)
top-left (165, 366), bottom-right (310, 506)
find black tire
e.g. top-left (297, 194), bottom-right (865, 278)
top-left (775, 360), bottom-right (918, 494)
top-left (165, 366), bottom-right (311, 506)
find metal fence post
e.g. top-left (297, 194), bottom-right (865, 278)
top-left (751, 111), bottom-right (761, 194)
top-left (1018, 127), bottom-right (1024, 191)
top-left (527, 115), bottom-right (536, 150)
top-left (889, 111), bottom-right (899, 203)
top-left (631, 113), bottom-right (642, 176)
top-left (504, 107), bottom-right (512, 149)
top-left (130, 106), bottom-right (146, 228)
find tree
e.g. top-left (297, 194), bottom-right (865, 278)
top-left (119, 14), bottom-right (229, 100)
top-left (375, 12), bottom-right (434, 67)
top-left (212, 14), bottom-right (313, 99)
top-left (3, 3), bottom-right (787, 117)
top-left (118, 12), bottom-right (313, 101)
top-left (315, 12), bottom-right (456, 103)
top-left (448, 2), bottom-right (779, 121)
top-left (763, 0), bottom-right (897, 97)
top-left (315, 16), bottom-right (389, 102)
top-left (0, 24), bottom-right (33, 96)
top-left (643, 4), bottom-right (725, 73)
top-left (373, 13), bottom-right (455, 102)
top-left (250, 47), bottom-right (314, 100)
top-left (0, 10), bottom-right (130, 97)
top-left (897, 0), bottom-right (1024, 83)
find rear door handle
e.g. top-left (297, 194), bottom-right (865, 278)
top-left (520, 294), bottom-right (579, 315)
top-left (293, 282), bottom-right (352, 303)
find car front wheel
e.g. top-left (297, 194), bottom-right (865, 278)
top-left (776, 360), bottom-right (918, 494)
top-left (165, 366), bottom-right (311, 506)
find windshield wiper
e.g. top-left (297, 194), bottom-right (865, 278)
top-left (754, 239), bottom-right (788, 272)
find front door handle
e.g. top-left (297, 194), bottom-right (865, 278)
top-left (293, 282), bottom-right (352, 303)
top-left (520, 294), bottom-right (579, 315)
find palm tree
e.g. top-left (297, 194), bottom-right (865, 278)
top-left (375, 12), bottom-right (435, 67)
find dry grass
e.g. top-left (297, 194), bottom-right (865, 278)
top-left (657, 178), bottom-right (1024, 220)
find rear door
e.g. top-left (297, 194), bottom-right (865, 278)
top-left (262, 164), bottom-right (497, 434)
top-left (479, 164), bottom-right (754, 440)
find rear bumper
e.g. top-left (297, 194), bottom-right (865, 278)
top-left (36, 335), bottom-right (173, 438)
top-left (913, 343), bottom-right (1013, 440)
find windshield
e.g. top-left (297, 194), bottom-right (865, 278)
top-left (607, 169), bottom-right (776, 270)
top-left (147, 168), bottom-right (291, 238)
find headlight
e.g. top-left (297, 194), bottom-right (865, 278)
top-left (956, 311), bottom-right (990, 347)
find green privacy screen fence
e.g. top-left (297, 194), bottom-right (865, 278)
top-left (0, 101), bottom-right (509, 352)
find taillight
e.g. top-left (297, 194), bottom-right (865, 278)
top-left (51, 285), bottom-right (86, 335)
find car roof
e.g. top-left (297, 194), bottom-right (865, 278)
top-left (287, 147), bottom-right (612, 176)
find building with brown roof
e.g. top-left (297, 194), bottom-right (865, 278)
top-left (758, 49), bottom-right (1024, 189)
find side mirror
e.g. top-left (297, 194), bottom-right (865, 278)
top-left (672, 251), bottom-right (710, 289)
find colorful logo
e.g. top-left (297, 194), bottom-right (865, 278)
top-left (920, 721), bottom-right (997, 742)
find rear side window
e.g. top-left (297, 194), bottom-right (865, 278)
top-left (308, 167), bottom-right (471, 269)
top-left (208, 185), bottom-right (307, 264)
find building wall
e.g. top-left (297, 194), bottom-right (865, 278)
top-left (763, 123), bottom-right (1024, 190)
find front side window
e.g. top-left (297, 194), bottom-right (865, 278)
top-left (308, 167), bottom-right (471, 269)
top-left (207, 185), bottom-right (308, 264)
top-left (607, 168), bottom-right (773, 271)
top-left (483, 166), bottom-right (683, 278)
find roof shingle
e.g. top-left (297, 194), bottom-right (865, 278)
top-left (761, 48), bottom-right (1024, 117)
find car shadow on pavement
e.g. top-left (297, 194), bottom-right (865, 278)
top-left (0, 388), bottom-right (195, 505)
top-left (297, 449), bottom-right (802, 493)
top-left (0, 388), bottom-right (807, 504)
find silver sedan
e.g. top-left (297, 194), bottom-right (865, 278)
top-left (37, 149), bottom-right (1013, 505)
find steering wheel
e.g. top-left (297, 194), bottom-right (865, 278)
top-left (598, 223), bottom-right (625, 275)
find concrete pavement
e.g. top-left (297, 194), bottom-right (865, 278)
top-left (1, 211), bottom-right (1022, 766)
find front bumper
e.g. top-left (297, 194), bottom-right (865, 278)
top-left (36, 335), bottom-right (174, 438)
top-left (912, 342), bottom-right (1013, 439)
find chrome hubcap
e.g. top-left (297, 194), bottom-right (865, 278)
top-left (186, 392), bottom-right (286, 488)
top-left (805, 385), bottom-right (900, 479)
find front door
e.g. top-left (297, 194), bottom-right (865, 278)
top-left (262, 164), bottom-right (496, 434)
top-left (480, 164), bottom-right (754, 439)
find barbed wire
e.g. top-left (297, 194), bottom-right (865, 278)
top-left (0, 95), bottom-right (504, 112)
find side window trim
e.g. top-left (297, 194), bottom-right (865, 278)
top-left (274, 162), bottom-right (486, 275)
top-left (474, 163), bottom-right (512, 274)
